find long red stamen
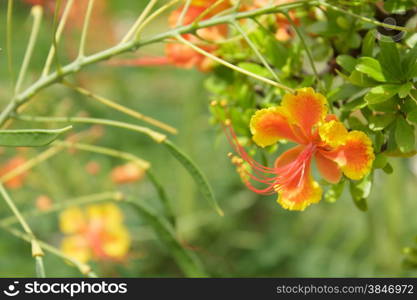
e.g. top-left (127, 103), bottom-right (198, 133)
top-left (224, 122), bottom-right (316, 196)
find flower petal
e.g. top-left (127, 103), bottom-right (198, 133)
top-left (274, 145), bottom-right (305, 168)
top-left (59, 207), bottom-right (86, 234)
top-left (315, 151), bottom-right (342, 184)
top-left (318, 120), bottom-right (348, 148)
top-left (276, 170), bottom-right (322, 211)
top-left (250, 107), bottom-right (300, 147)
top-left (282, 88), bottom-right (328, 138)
top-left (102, 226), bottom-right (131, 259)
top-left (61, 235), bottom-right (91, 263)
top-left (322, 131), bottom-right (375, 180)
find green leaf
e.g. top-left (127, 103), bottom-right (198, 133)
top-left (368, 113), bottom-right (396, 131)
top-left (362, 30), bottom-right (376, 57)
top-left (349, 175), bottom-right (372, 212)
top-left (356, 57), bottom-right (386, 82)
top-left (368, 96), bottom-right (398, 112)
top-left (124, 198), bottom-right (206, 277)
top-left (365, 84), bottom-right (400, 104)
top-left (325, 180), bottom-right (345, 203)
top-left (237, 62), bottom-right (270, 78)
top-left (399, 82), bottom-right (413, 99)
top-left (163, 140), bottom-right (224, 216)
top-left (373, 153), bottom-right (388, 169)
top-left (336, 55), bottom-right (357, 73)
top-left (347, 70), bottom-right (379, 87)
top-left (408, 109), bottom-right (417, 124)
top-left (378, 41), bottom-right (402, 81)
top-left (403, 44), bottom-right (417, 79)
top-left (384, 0), bottom-right (417, 13)
top-left (395, 117), bottom-right (416, 153)
top-left (0, 126), bottom-right (72, 147)
top-left (382, 162), bottom-right (394, 174)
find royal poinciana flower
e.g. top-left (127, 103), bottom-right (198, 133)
top-left (60, 203), bottom-right (131, 263)
top-left (226, 88), bottom-right (375, 211)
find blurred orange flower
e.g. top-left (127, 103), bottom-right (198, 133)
top-left (85, 161), bottom-right (101, 175)
top-left (0, 156), bottom-right (28, 189)
top-left (36, 195), bottom-right (53, 212)
top-left (166, 1), bottom-right (230, 71)
top-left (60, 203), bottom-right (131, 263)
top-left (111, 163), bottom-right (145, 184)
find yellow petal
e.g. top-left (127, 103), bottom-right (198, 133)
top-left (250, 106), bottom-right (300, 147)
top-left (59, 207), bottom-right (86, 234)
top-left (276, 174), bottom-right (322, 211)
top-left (102, 226), bottom-right (131, 259)
top-left (61, 235), bottom-right (91, 263)
top-left (318, 120), bottom-right (349, 148)
top-left (340, 131), bottom-right (375, 180)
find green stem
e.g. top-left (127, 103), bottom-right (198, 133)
top-left (0, 191), bottom-right (122, 227)
top-left (55, 140), bottom-right (151, 170)
top-left (0, 0), bottom-right (315, 126)
top-left (177, 0), bottom-right (192, 26)
top-left (78, 0), bottom-right (95, 58)
top-left (135, 0), bottom-right (180, 39)
top-left (284, 12), bottom-right (325, 93)
top-left (14, 114), bottom-right (167, 143)
top-left (232, 21), bottom-right (280, 83)
top-left (0, 183), bottom-right (45, 261)
top-left (124, 198), bottom-right (206, 277)
top-left (163, 139), bottom-right (224, 217)
top-left (320, 1), bottom-right (414, 33)
top-left (6, 0), bottom-right (14, 90)
top-left (35, 256), bottom-right (46, 278)
top-left (0, 224), bottom-right (95, 277)
top-left (42, 0), bottom-right (74, 77)
top-left (176, 34), bottom-right (294, 92)
top-left (62, 81), bottom-right (177, 134)
top-left (120, 0), bottom-right (159, 43)
top-left (15, 6), bottom-right (43, 94)
top-left (0, 144), bottom-right (64, 184)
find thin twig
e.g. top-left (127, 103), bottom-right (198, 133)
top-left (15, 6), bottom-right (43, 94)
top-left (232, 21), bottom-right (281, 83)
top-left (14, 114), bottom-right (167, 143)
top-left (120, 0), bottom-right (159, 43)
top-left (6, 0), bottom-right (15, 91)
top-left (284, 12), bottom-right (325, 92)
top-left (175, 34), bottom-right (294, 92)
top-left (62, 81), bottom-right (177, 134)
top-left (78, 0), bottom-right (95, 58)
top-left (0, 1), bottom-right (318, 126)
top-left (42, 0), bottom-right (74, 77)
top-left (0, 191), bottom-right (122, 227)
top-left (0, 224), bottom-right (96, 277)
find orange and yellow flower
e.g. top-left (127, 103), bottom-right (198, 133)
top-left (226, 88), bottom-right (375, 211)
top-left (60, 203), bottom-right (130, 263)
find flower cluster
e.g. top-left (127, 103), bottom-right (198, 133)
top-left (59, 203), bottom-right (131, 263)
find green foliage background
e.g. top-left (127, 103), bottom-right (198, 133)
top-left (0, 0), bottom-right (416, 277)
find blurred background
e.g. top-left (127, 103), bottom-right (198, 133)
top-left (0, 0), bottom-right (416, 277)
